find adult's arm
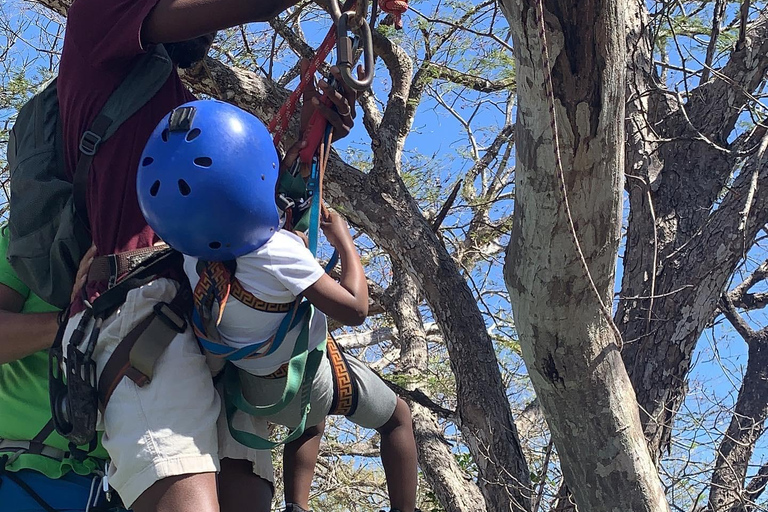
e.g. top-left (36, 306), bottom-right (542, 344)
top-left (0, 245), bottom-right (95, 365)
top-left (0, 285), bottom-right (58, 365)
top-left (142, 0), bottom-right (299, 44)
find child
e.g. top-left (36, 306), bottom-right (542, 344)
top-left (136, 99), bottom-right (419, 512)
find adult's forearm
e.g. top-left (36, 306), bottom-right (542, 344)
top-left (142, 0), bottom-right (299, 45)
top-left (0, 311), bottom-right (59, 364)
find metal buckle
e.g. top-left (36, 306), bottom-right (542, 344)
top-left (153, 302), bottom-right (187, 333)
top-left (168, 106), bottom-right (197, 132)
top-left (336, 12), bottom-right (374, 91)
top-left (79, 131), bottom-right (102, 156)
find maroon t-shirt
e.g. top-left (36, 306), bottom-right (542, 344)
top-left (58, 0), bottom-right (195, 310)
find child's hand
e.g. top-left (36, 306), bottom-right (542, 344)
top-left (320, 210), bottom-right (353, 249)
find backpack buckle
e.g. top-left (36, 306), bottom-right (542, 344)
top-left (153, 301), bottom-right (187, 333)
top-left (79, 131), bottom-right (102, 156)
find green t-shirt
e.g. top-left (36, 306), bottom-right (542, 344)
top-left (0, 226), bottom-right (109, 478)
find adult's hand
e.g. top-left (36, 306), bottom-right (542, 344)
top-left (71, 244), bottom-right (97, 304)
top-left (299, 59), bottom-right (360, 142)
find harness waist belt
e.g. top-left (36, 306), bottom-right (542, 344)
top-left (0, 439), bottom-right (67, 462)
top-left (88, 244), bottom-right (170, 284)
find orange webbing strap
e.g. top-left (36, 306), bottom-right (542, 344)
top-left (193, 261), bottom-right (234, 340)
top-left (191, 261), bottom-right (298, 361)
top-left (327, 335), bottom-right (359, 416)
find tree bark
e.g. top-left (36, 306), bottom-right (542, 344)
top-left (618, 9), bottom-right (768, 461)
top-left (385, 268), bottom-right (487, 512)
top-left (501, 0), bottom-right (669, 510)
top-left (707, 297), bottom-right (768, 512)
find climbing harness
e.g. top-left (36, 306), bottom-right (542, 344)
top-left (0, 420), bottom-right (118, 512)
top-left (51, 247), bottom-right (190, 446)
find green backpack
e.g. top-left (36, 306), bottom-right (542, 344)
top-left (6, 45), bottom-right (173, 309)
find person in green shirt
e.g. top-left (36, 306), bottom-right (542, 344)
top-left (0, 224), bottom-right (127, 511)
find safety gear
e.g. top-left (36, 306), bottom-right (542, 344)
top-left (137, 100), bottom-right (280, 261)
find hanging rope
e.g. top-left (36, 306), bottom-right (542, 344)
top-left (268, 26), bottom-right (338, 147)
top-left (533, 0), bottom-right (624, 349)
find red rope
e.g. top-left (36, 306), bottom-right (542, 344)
top-left (268, 26), bottom-right (337, 147)
top-left (379, 0), bottom-right (408, 29)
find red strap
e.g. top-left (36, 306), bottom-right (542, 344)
top-left (268, 26), bottom-right (338, 147)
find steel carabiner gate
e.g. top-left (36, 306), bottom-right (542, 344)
top-left (331, 0), bottom-right (375, 92)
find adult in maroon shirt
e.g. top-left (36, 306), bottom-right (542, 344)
top-left (56, 0), bottom-right (356, 511)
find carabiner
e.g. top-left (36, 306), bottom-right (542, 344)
top-left (328, 0), bottom-right (343, 23)
top-left (335, 12), bottom-right (374, 91)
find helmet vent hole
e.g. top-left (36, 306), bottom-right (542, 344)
top-left (161, 129), bottom-right (170, 142)
top-left (178, 180), bottom-right (191, 196)
top-left (209, 241), bottom-right (222, 250)
top-left (194, 157), bottom-right (213, 167)
top-left (186, 128), bottom-right (201, 142)
top-left (261, 174), bottom-right (265, 180)
top-left (150, 180), bottom-right (161, 197)
top-left (142, 157), bottom-right (154, 166)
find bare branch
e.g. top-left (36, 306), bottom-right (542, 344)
top-left (431, 179), bottom-right (462, 233)
top-left (425, 62), bottom-right (515, 93)
top-left (699, 0), bottom-right (726, 85)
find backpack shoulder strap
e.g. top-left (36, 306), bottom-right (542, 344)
top-left (73, 44), bottom-right (174, 228)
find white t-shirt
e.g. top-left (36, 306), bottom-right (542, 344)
top-left (184, 230), bottom-right (328, 375)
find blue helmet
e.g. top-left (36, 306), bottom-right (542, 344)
top-left (137, 100), bottom-right (280, 261)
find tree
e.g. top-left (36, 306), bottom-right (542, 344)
top-left (501, 0), bottom-right (669, 510)
top-left (4, 0), bottom-right (768, 511)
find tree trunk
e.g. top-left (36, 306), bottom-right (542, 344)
top-left (385, 269), bottom-right (487, 512)
top-left (618, 8), bottom-right (768, 461)
top-left (501, 0), bottom-right (669, 510)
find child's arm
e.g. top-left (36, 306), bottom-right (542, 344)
top-left (302, 211), bottom-right (368, 326)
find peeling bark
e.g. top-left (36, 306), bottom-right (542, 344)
top-left (618, 9), bottom-right (768, 462)
top-left (707, 297), bottom-right (768, 512)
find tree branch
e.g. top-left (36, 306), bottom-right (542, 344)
top-left (425, 62), bottom-right (515, 93)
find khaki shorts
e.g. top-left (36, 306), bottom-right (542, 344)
top-left (62, 279), bottom-right (273, 507)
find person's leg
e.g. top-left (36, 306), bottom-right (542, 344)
top-left (217, 458), bottom-right (273, 512)
top-left (132, 473), bottom-right (218, 512)
top-left (377, 398), bottom-right (417, 512)
top-left (341, 352), bottom-right (418, 512)
top-left (283, 420), bottom-right (325, 511)
top-left (214, 380), bottom-right (276, 512)
top-left (62, 279), bottom-right (223, 512)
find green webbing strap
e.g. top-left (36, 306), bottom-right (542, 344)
top-left (223, 306), bottom-right (328, 449)
top-left (226, 306), bottom-right (313, 416)
top-left (224, 340), bottom-right (326, 450)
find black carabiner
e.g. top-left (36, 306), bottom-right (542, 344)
top-left (335, 12), bottom-right (374, 91)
